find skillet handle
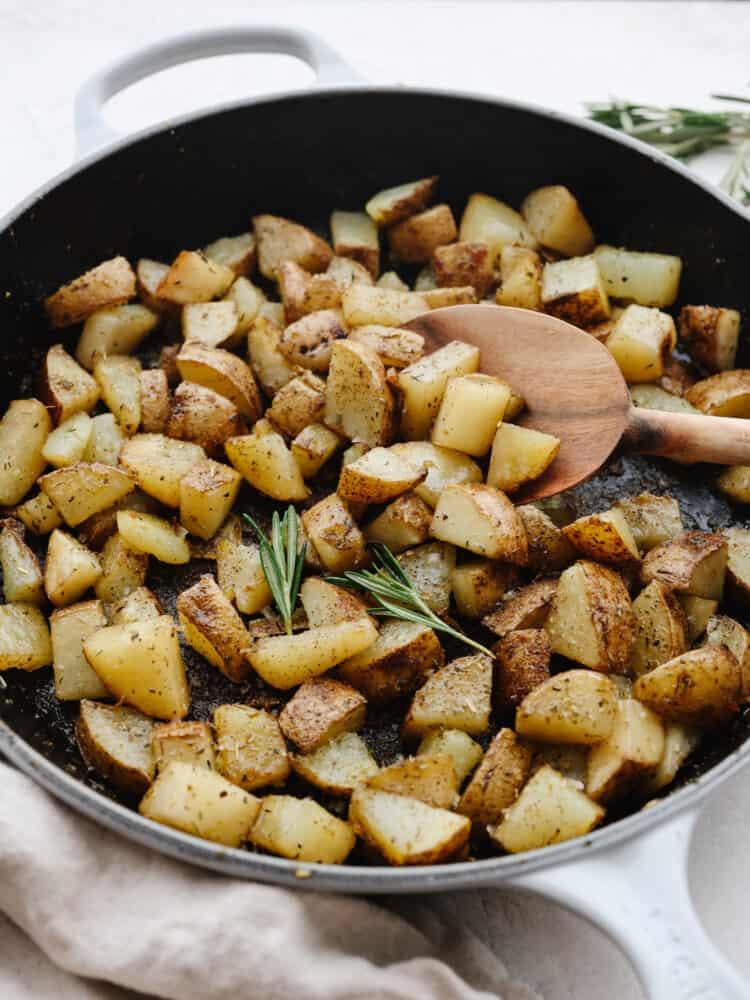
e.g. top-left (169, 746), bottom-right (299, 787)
top-left (503, 808), bottom-right (747, 999)
top-left (74, 26), bottom-right (364, 158)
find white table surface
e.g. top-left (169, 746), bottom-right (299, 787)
top-left (2, 2), bottom-right (750, 998)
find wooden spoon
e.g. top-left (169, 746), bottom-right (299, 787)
top-left (406, 304), bottom-right (750, 503)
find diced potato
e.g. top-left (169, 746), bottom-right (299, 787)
top-left (431, 374), bottom-right (510, 457)
top-left (594, 245), bottom-right (682, 307)
top-left (490, 765), bottom-right (605, 853)
top-left (45, 256), bottom-right (136, 327)
top-left (93, 355), bottom-right (141, 434)
top-left (136, 259), bottom-right (171, 313)
top-left (0, 520), bottom-right (43, 604)
top-left (390, 441), bottom-right (482, 507)
top-left (349, 786), bottom-right (470, 865)
top-left (679, 595), bottom-right (718, 642)
top-left (214, 704), bottom-right (289, 790)
top-left (678, 305), bottom-right (740, 373)
top-left (716, 465), bottom-right (750, 504)
top-left (203, 232), bottom-right (256, 276)
top-left (167, 381), bottom-right (245, 455)
top-left (347, 326), bottom-right (424, 369)
top-left (76, 700), bottom-right (154, 795)
top-left (459, 729), bottom-right (531, 826)
top-left (633, 646), bottom-right (741, 727)
top-left (178, 460), bottom-right (241, 541)
top-left (495, 245), bottom-right (543, 310)
top-left (85, 412), bottom-right (127, 464)
top-left (291, 423), bottom-right (343, 479)
top-left (516, 669), bottom-right (618, 744)
top-left (301, 494), bottom-right (365, 573)
top-left (247, 311), bottom-right (300, 397)
top-left (41, 413), bottom-right (92, 468)
top-left (177, 343), bottom-right (263, 422)
top-left (330, 210), bottom-right (379, 278)
top-left (338, 619), bottom-right (444, 703)
top-left (431, 483), bottom-right (527, 564)
top-left (253, 214), bottom-right (333, 279)
top-left (279, 309), bottom-right (347, 373)
top-left (542, 255), bottom-right (610, 327)
top-left (630, 580), bottom-right (688, 677)
top-left (151, 720), bottom-right (215, 773)
top-left (277, 261), bottom-right (340, 323)
top-left (377, 270), bottom-right (409, 292)
top-left (324, 339), bottom-right (394, 447)
top-left (190, 513), bottom-right (242, 561)
top-left (116, 510), bottom-right (189, 565)
top-left (630, 383), bottom-right (700, 416)
top-left (586, 698), bottom-right (665, 802)
top-left (518, 505), bottom-right (576, 572)
top-left (369, 754), bottom-right (458, 810)
top-left (562, 508), bottom-right (640, 565)
top-left (248, 617), bottom-right (379, 690)
top-left (459, 192), bottom-right (538, 264)
top-left (39, 462), bottom-right (135, 527)
top-left (643, 723), bottom-right (701, 794)
top-left (364, 492), bottom-right (433, 554)
top-left (340, 284), bottom-right (428, 328)
top-left (299, 577), bottom-right (370, 628)
top-left (724, 526), bottom-right (750, 605)
top-left (215, 538), bottom-right (271, 615)
top-left (337, 447), bottom-right (422, 504)
top-left (15, 492), bottom-right (62, 535)
top-left (156, 250), bottom-right (235, 304)
top-left (614, 493), bottom-right (683, 553)
top-left (250, 795), bottom-right (356, 864)
top-left (606, 304), bottom-right (677, 383)
top-left (641, 531), bottom-right (727, 600)
top-left (83, 616), bottom-right (190, 720)
top-left (521, 185), bottom-right (595, 257)
top-left (45, 529), bottom-right (102, 607)
top-left (417, 729), bottom-right (483, 785)
top-left (291, 731), bottom-right (378, 795)
top-left (403, 653), bottom-right (493, 741)
top-left (181, 301), bottom-right (239, 349)
top-left (659, 356), bottom-right (696, 397)
top-left (433, 241), bottom-right (493, 297)
top-left (225, 428), bottom-right (310, 502)
top-left (266, 372), bottom-right (326, 438)
top-left (94, 531), bottom-right (149, 606)
top-left (545, 561), bottom-right (634, 672)
top-left (397, 340), bottom-right (480, 440)
top-left (388, 204), bottom-right (457, 264)
top-left (394, 541), bottom-right (455, 613)
top-left (110, 586), bottom-right (163, 625)
top-left (365, 176), bottom-right (438, 227)
top-left (493, 629), bottom-right (552, 709)
top-left (705, 614), bottom-right (750, 699)
top-left (42, 344), bottom-right (100, 424)
top-left (279, 677), bottom-right (366, 753)
top-left (451, 560), bottom-right (519, 618)
top-left (328, 256), bottom-right (375, 288)
top-left (0, 603), bottom-right (52, 671)
top-left (139, 761), bottom-right (259, 847)
top-left (487, 423), bottom-right (561, 492)
top-left (76, 303), bottom-right (159, 370)
top-left (482, 578), bottom-right (558, 637)
top-left (177, 575), bottom-right (251, 682)
top-left (224, 276), bottom-right (265, 334)
top-left (120, 434), bottom-right (206, 507)
top-left (685, 368), bottom-right (750, 419)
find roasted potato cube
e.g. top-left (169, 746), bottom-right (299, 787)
top-left (516, 669), bottom-right (618, 744)
top-left (301, 494), bottom-right (366, 573)
top-left (39, 462), bottom-right (134, 527)
top-left (633, 646), bottom-right (741, 727)
top-left (347, 325), bottom-right (424, 369)
top-left (267, 372), bottom-right (326, 437)
top-left (15, 492), bottom-right (62, 535)
top-left (76, 700), bottom-right (154, 795)
top-left (518, 505), bottom-right (576, 572)
top-left (585, 698), bottom-right (664, 803)
top-left (330, 210), bottom-right (379, 278)
top-left (431, 374), bottom-right (510, 457)
top-left (110, 586), bottom-right (163, 625)
top-left (83, 616), bottom-right (190, 720)
top-left (0, 520), bottom-right (43, 604)
top-left (93, 355), bottom-right (141, 434)
top-left (328, 255), bottom-right (375, 289)
top-left (482, 578), bottom-right (558, 637)
top-left (542, 255), bottom-right (610, 327)
top-left (45, 256), bottom-right (136, 328)
top-left (716, 465), bottom-right (750, 504)
top-left (495, 245), bottom-right (543, 310)
top-left (120, 433), bottom-right (205, 507)
top-left (686, 368), bottom-right (750, 418)
top-left (606, 304), bottom-right (677, 383)
top-left (177, 342), bottom-right (263, 422)
top-left (451, 560), bottom-right (519, 619)
top-left (724, 526), bottom-right (750, 605)
top-left (225, 427), bottom-right (310, 502)
top-left (94, 531), bottom-right (149, 606)
top-left (678, 305), bottom-right (740, 373)
top-left (117, 510), bottom-right (189, 565)
top-left (250, 795), bottom-right (356, 864)
top-left (486, 423), bottom-right (560, 492)
top-left (388, 204), bottom-right (457, 264)
top-left (279, 677), bottom-right (366, 753)
top-left (490, 765), bottom-right (605, 853)
top-left (390, 441), bottom-right (482, 507)
top-left (403, 653), bottom-right (493, 741)
top-left (365, 176), bottom-right (438, 227)
top-left (214, 704), bottom-right (289, 790)
top-left (277, 261), bottom-right (340, 323)
top-left (417, 729), bottom-right (483, 785)
top-left (432, 241), bottom-right (493, 297)
top-left (248, 617), bottom-right (379, 690)
top-left (291, 423), bottom-right (343, 479)
top-left (76, 303), bottom-right (159, 370)
top-left (594, 245), bottom-right (682, 307)
top-left (136, 258), bottom-right (171, 313)
top-left (247, 311), bottom-right (300, 397)
top-left (641, 531), bottom-right (727, 600)
top-left (203, 232), bottom-right (256, 276)
top-left (157, 250), bottom-right (234, 304)
top-left (181, 301), bottom-right (239, 349)
top-left (377, 270), bottom-right (410, 291)
top-left (630, 383), bottom-right (700, 417)
top-left (545, 561), bottom-right (634, 672)
top-left (364, 492), bottom-right (433, 554)
top-left (458, 729), bottom-right (532, 826)
top-left (340, 284), bottom-right (427, 328)
top-left (431, 483), bottom-right (527, 564)
top-left (151, 720), bottom-right (215, 773)
top-left (177, 575), bottom-right (251, 682)
top-left (299, 577), bottom-right (370, 628)
top-left (178, 459), bottom-right (241, 541)
top-left (85, 412), bottom-right (128, 463)
top-left (167, 381), bottom-right (245, 454)
top-left (630, 580), bottom-right (688, 677)
top-left (324, 340), bottom-right (395, 447)
top-left (493, 629), bottom-right (551, 710)
top-left (705, 614), bottom-right (750, 698)
top-left (396, 541), bottom-right (455, 613)
top-left (521, 185), bottom-right (595, 257)
top-left (338, 447), bottom-right (423, 504)
top-left (190, 513), bottom-right (242, 561)
top-left (224, 276), bottom-right (265, 335)
top-left (216, 538), bottom-right (271, 615)
top-left (369, 754), bottom-right (458, 810)
top-left (338, 619), bottom-right (444, 703)
top-left (43, 344), bottom-right (100, 424)
top-left (291, 731), bottom-right (379, 795)
top-left (459, 192), bottom-right (538, 263)
top-left (529, 743), bottom-right (588, 784)
top-left (0, 603), bottom-right (52, 671)
top-left (643, 722), bottom-right (701, 794)
top-left (397, 340), bottom-right (480, 440)
top-left (349, 786), bottom-right (470, 865)
top-left (679, 594), bottom-right (718, 642)
top-left (139, 761), bottom-right (259, 847)
top-left (614, 493), bottom-right (683, 553)
top-left (45, 529), bottom-right (102, 607)
top-left (562, 508), bottom-right (640, 565)
top-left (279, 309), bottom-right (347, 373)
top-left (253, 214), bottom-right (333, 279)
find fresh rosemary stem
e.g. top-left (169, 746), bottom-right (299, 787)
top-left (243, 506), bottom-right (306, 635)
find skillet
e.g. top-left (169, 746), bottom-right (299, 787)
top-left (1, 26), bottom-right (749, 999)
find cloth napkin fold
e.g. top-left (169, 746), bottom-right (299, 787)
top-left (0, 763), bottom-right (539, 1000)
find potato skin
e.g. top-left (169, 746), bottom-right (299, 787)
top-left (457, 728), bottom-right (532, 827)
top-left (633, 646), bottom-right (741, 727)
top-left (76, 700), bottom-right (155, 797)
top-left (338, 620), bottom-right (444, 703)
top-left (482, 578), bottom-right (558, 637)
top-left (640, 531), bottom-right (727, 599)
top-left (279, 677), bottom-right (366, 753)
top-left (493, 629), bottom-right (551, 710)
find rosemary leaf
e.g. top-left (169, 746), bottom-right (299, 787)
top-left (243, 507), bottom-right (305, 635)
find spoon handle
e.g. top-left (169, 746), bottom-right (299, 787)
top-left (623, 406), bottom-right (750, 465)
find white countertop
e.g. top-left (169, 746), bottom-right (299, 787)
top-left (2, 3), bottom-right (750, 998)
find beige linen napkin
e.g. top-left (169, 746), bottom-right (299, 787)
top-left (0, 763), bottom-right (540, 1000)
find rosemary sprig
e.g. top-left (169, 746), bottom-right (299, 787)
top-left (586, 94), bottom-right (750, 205)
top-left (243, 506), bottom-right (306, 635)
top-left (328, 542), bottom-right (495, 658)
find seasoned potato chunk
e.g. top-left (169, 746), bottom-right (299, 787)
top-left (679, 594), bottom-right (719, 642)
top-left (41, 413), bottom-right (92, 468)
top-left (291, 423), bottom-right (343, 479)
top-left (347, 325), bottom-right (424, 369)
top-left (365, 176), bottom-right (438, 227)
top-left (724, 526), bottom-right (750, 605)
top-left (388, 204), bottom-right (457, 263)
top-left (586, 698), bottom-right (665, 802)
top-left (253, 214), bottom-right (333, 279)
top-left (177, 343), bottom-right (263, 422)
top-left (267, 372), bottom-right (327, 437)
top-left (291, 731), bottom-right (379, 795)
top-left (493, 629), bottom-right (551, 710)
top-left (157, 250), bottom-right (234, 304)
top-left (84, 412), bottom-right (128, 462)
top-left (431, 374), bottom-right (510, 457)
top-left (110, 586), bottom-right (163, 625)
top-left (45, 256), bottom-right (136, 328)
top-left (182, 300), bottom-right (240, 349)
top-left (45, 529), bottom-right (102, 607)
top-left (417, 729), bottom-right (483, 785)
top-left (542, 255), bottom-right (610, 327)
top-left (487, 424), bottom-right (560, 492)
top-left (120, 434), bottom-right (206, 508)
top-left (43, 344), bottom-right (100, 424)
top-left (224, 276), bottom-right (265, 334)
top-left (686, 369), bottom-right (750, 418)
top-left (562, 508), bottom-right (640, 565)
top-left (614, 493), bottom-right (683, 553)
top-left (643, 722), bottom-right (701, 794)
top-left (338, 619), bottom-right (444, 703)
top-left (204, 232), bottom-right (256, 276)
top-left (518, 505), bottom-right (576, 572)
top-left (431, 484), bottom-right (527, 564)
top-left (641, 531), bottom-right (727, 600)
top-left (178, 459), bottom-right (241, 541)
top-left (521, 185), bottom-right (594, 257)
top-left (247, 311), bottom-right (300, 397)
top-left (451, 560), bottom-right (519, 619)
top-left (377, 270), bottom-right (409, 291)
top-left (151, 720), bottom-right (215, 773)
top-left (225, 427), bottom-right (309, 502)
top-left (363, 492), bottom-right (432, 554)
top-left (77, 303), bottom-right (159, 370)
top-left (301, 494), bottom-right (365, 573)
top-left (50, 599), bottom-right (109, 700)
top-left (324, 339), bottom-right (394, 447)
top-left (398, 341), bottom-right (480, 441)
top-left (76, 700), bottom-right (154, 795)
top-left (279, 677), bottom-right (366, 753)
top-left (606, 304), bottom-right (677, 383)
top-left (495, 245), bottom-right (543, 310)
top-left (396, 541), bottom-right (455, 613)
top-left (279, 309), bottom-right (347, 373)
top-left (482, 578), bottom-right (558, 637)
top-left (678, 305), bottom-right (740, 373)
top-left (433, 241), bottom-right (493, 297)
top-left (330, 210), bottom-right (379, 278)
top-left (516, 670), bottom-right (618, 745)
top-left (136, 258), bottom-right (171, 313)
top-left (338, 447), bottom-right (423, 504)
top-left (250, 795), bottom-right (356, 864)
top-left (705, 615), bottom-right (750, 698)
top-left (0, 603), bottom-right (52, 671)
top-left (299, 577), bottom-right (370, 628)
top-left (216, 538), bottom-right (271, 615)
top-left (458, 729), bottom-right (532, 826)
top-left (177, 575), bottom-right (251, 682)
top-left (117, 510), bottom-right (190, 565)
top-left (403, 653), bottom-right (493, 740)
top-left (633, 646), bottom-right (741, 727)
top-left (329, 255), bottom-right (375, 289)
top-left (369, 754), bottom-right (458, 810)
top-left (459, 192), bottom-right (537, 263)
top-left (716, 465), bottom-right (750, 504)
top-left (594, 245), bottom-right (682, 308)
top-left (630, 580), bottom-right (688, 677)
top-left (167, 381), bottom-right (245, 454)
top-left (341, 284), bottom-right (427, 328)
top-left (15, 491), bottom-right (62, 536)
top-left (630, 383), bottom-right (700, 417)
top-left (39, 462), bottom-right (135, 527)
top-left (0, 520), bottom-right (43, 604)
top-left (214, 704), bottom-right (289, 790)
top-left (94, 531), bottom-right (149, 606)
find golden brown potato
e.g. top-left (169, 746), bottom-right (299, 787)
top-left (167, 381), bottom-right (245, 454)
top-left (41, 412), bottom-right (92, 468)
top-left (253, 214), bottom-right (333, 279)
top-left (450, 560), bottom-right (520, 619)
top-left (397, 340), bottom-right (480, 440)
top-left (279, 677), bottom-right (366, 753)
top-left (324, 339), bottom-right (395, 447)
top-left (139, 369), bottom-right (171, 434)
top-left (705, 614), bottom-right (750, 699)
top-left (586, 698), bottom-right (665, 803)
top-left (395, 541), bottom-right (455, 613)
top-left (338, 447), bottom-right (424, 504)
top-left (203, 232), bottom-right (256, 276)
top-left (340, 284), bottom-right (428, 328)
top-left (39, 462), bottom-right (135, 528)
top-left (0, 400), bottom-right (48, 505)
top-left (157, 250), bottom-right (235, 304)
top-left (214, 704), bottom-right (289, 790)
top-left (43, 344), bottom-right (100, 423)
top-left (542, 255), bottom-right (610, 327)
top-left (291, 422), bottom-right (343, 479)
top-left (276, 260), bottom-right (339, 323)
top-left (76, 700), bottom-right (154, 796)
top-left (613, 493), bottom-right (683, 553)
top-left (177, 342), bottom-right (263, 422)
top-left (458, 728), bottom-right (531, 826)
top-left (291, 731), bottom-right (379, 796)
top-left (215, 538), bottom-right (271, 615)
top-left (44, 256), bottom-right (136, 328)
top-left (363, 492), bottom-right (432, 554)
top-left (249, 795), bottom-right (356, 864)
top-left (417, 729), bottom-right (483, 785)
top-left (376, 270), bottom-right (410, 291)
top-left (387, 204), bottom-right (457, 264)
top-left (177, 575), bottom-right (252, 682)
top-left (516, 669), bottom-right (618, 744)
top-left (365, 176), bottom-right (438, 227)
top-left (724, 526), bottom-right (750, 605)
top-left (459, 192), bottom-right (537, 263)
top-left (643, 722), bottom-right (701, 794)
top-left (225, 426), bottom-right (310, 502)
top-left (630, 580), bottom-right (688, 677)
top-left (301, 494), bottom-right (366, 573)
top-left (493, 629), bottom-right (552, 710)
top-left (403, 653), bottom-right (493, 741)
top-left (330, 210), bottom-right (380, 278)
top-left (606, 304), bottom-right (677, 383)
top-left (224, 276), bottom-right (265, 335)
top-left (279, 309), bottom-right (347, 373)
top-left (44, 529), bottom-right (102, 607)
top-left (93, 355), bottom-right (141, 434)
top-left (120, 433), bottom-right (206, 508)
top-left (716, 465), bottom-right (750, 504)
top-left (117, 510), bottom-right (189, 565)
top-left (0, 603), bottom-right (52, 672)
top-left (50, 600), bottom-right (109, 700)
top-left (182, 301), bottom-right (240, 349)
top-left (14, 491), bottom-right (62, 536)
top-left (347, 325), bottom-right (424, 368)
top-left (328, 255), bottom-right (375, 289)
top-left (679, 594), bottom-right (719, 642)
top-left (369, 754), bottom-right (458, 810)
top-left (338, 619), bottom-right (444, 703)
top-left (486, 423), bottom-right (561, 492)
top-left (678, 305), bottom-right (740, 373)
top-left (633, 646), bottom-right (741, 727)
top-left (432, 240), bottom-right (493, 297)
top-left (562, 508), bottom-right (640, 565)
top-left (431, 374), bottom-right (511, 457)
top-left (190, 513), bottom-right (242, 561)
top-left (521, 185), bottom-right (595, 257)
top-left (687, 369), bottom-right (750, 417)
top-left (266, 372), bottom-right (326, 437)
top-left (94, 531), bottom-right (149, 606)
top-left (495, 245), bottom-right (543, 310)
top-left (640, 531), bottom-right (727, 600)
top-left (545, 561), bottom-right (634, 672)
top-left (136, 259), bottom-right (172, 314)
top-left (390, 441), bottom-right (482, 507)
top-left (431, 483), bottom-right (528, 564)
top-left (518, 505), bottom-right (576, 573)
top-left (482, 578), bottom-right (558, 637)
top-left (594, 245), bottom-right (682, 308)
top-left (0, 519), bottom-right (44, 605)
top-left (151, 720), bottom-right (215, 773)
top-left (76, 303), bottom-right (159, 370)
top-left (247, 310), bottom-right (300, 397)
top-left (178, 459), bottom-right (241, 541)
top-left (659, 356), bottom-right (696, 397)
top-left (110, 586), bottom-right (163, 626)
top-left (299, 576), bottom-right (371, 628)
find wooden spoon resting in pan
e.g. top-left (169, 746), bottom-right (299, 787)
top-left (406, 304), bottom-right (750, 504)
